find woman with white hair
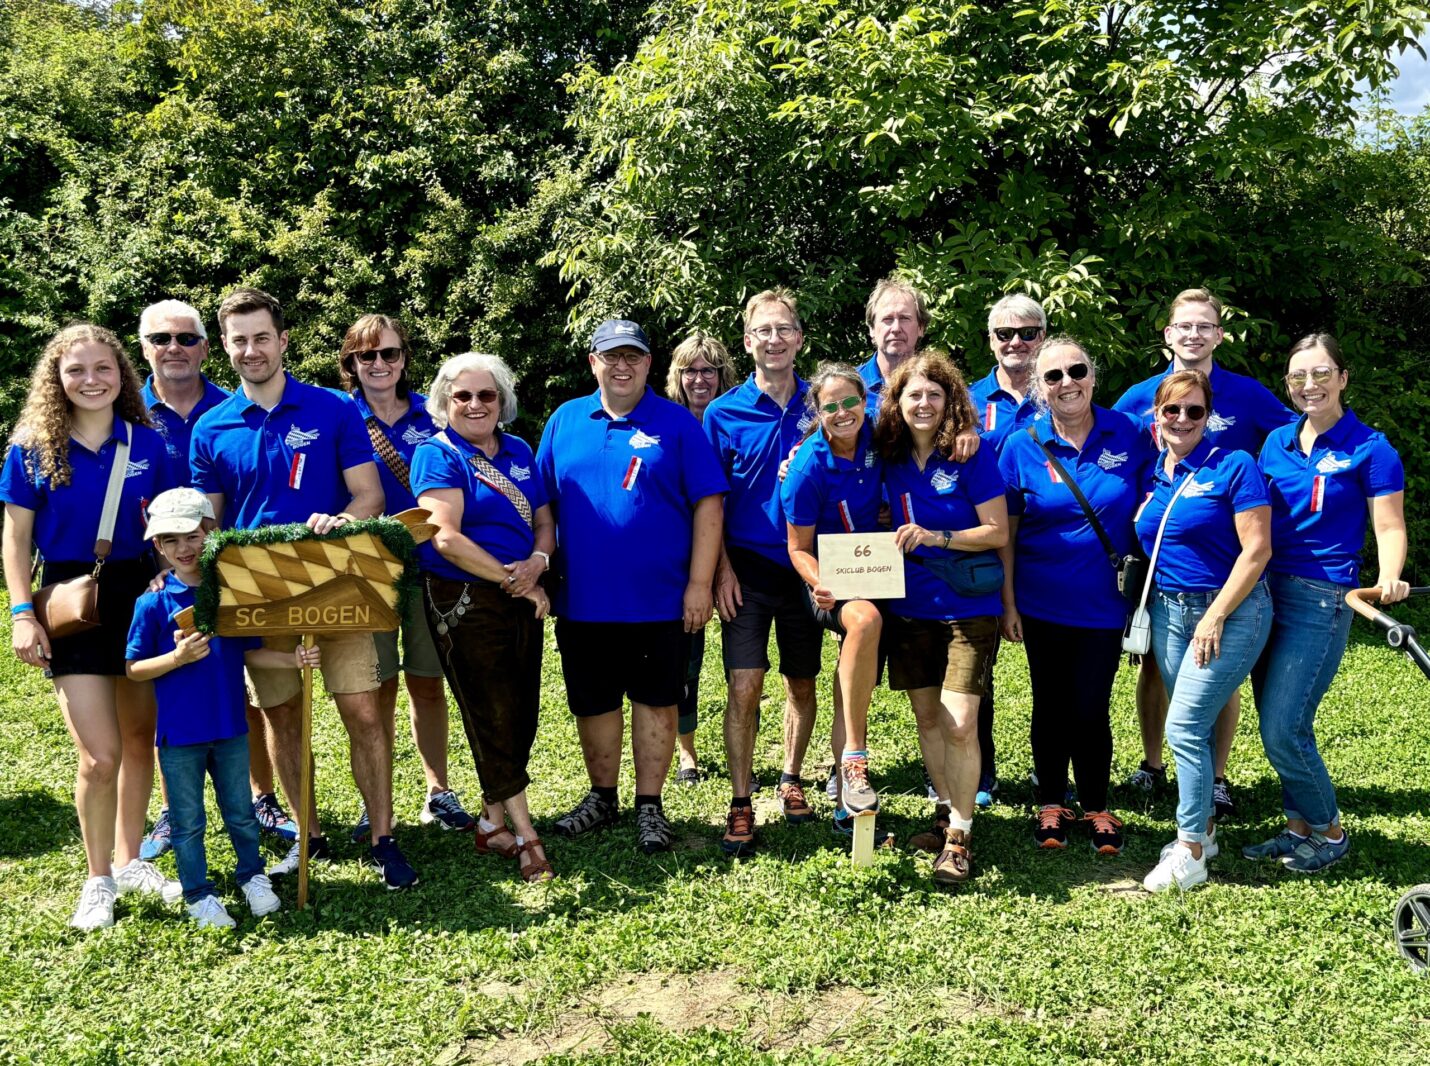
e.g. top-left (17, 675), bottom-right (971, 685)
top-left (410, 353), bottom-right (557, 882)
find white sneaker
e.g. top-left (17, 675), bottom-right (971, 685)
top-left (69, 875), bottom-right (117, 931)
top-left (1160, 827), bottom-right (1218, 861)
top-left (112, 858), bottom-right (183, 904)
top-left (241, 874), bottom-right (281, 917)
top-left (187, 895), bottom-right (236, 929)
top-left (1143, 843), bottom-right (1209, 893)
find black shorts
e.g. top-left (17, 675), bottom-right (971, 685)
top-left (555, 618), bottom-right (690, 716)
top-left (41, 557), bottom-right (157, 678)
top-left (719, 547), bottom-right (823, 678)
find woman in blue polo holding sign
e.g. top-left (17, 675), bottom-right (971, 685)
top-left (874, 350), bottom-right (1007, 885)
top-left (1248, 334), bottom-right (1407, 873)
top-left (781, 363), bottom-right (885, 825)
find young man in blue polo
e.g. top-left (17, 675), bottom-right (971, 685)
top-left (537, 319), bottom-right (727, 854)
top-left (1113, 288), bottom-right (1295, 816)
top-left (704, 288), bottom-right (823, 856)
top-left (190, 287), bottom-right (417, 889)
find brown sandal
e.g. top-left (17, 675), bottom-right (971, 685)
top-left (516, 836), bottom-right (555, 883)
top-left (475, 823), bottom-right (519, 858)
top-left (932, 828), bottom-right (972, 886)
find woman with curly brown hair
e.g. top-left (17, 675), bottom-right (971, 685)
top-left (1, 323), bottom-right (182, 929)
top-left (874, 350), bottom-right (1008, 885)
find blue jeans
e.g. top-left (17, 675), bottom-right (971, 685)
top-left (157, 733), bottom-right (264, 904)
top-left (1152, 581), bottom-right (1272, 844)
top-left (1250, 573), bottom-right (1351, 830)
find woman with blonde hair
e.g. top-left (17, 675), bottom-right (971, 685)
top-left (1, 323), bottom-right (181, 929)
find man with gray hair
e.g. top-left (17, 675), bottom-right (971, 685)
top-left (970, 294), bottom-right (1044, 451)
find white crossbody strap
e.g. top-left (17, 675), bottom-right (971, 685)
top-left (93, 422), bottom-right (132, 561)
top-left (1134, 447), bottom-right (1218, 611)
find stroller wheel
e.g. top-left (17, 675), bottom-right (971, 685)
top-left (1394, 883), bottom-right (1430, 972)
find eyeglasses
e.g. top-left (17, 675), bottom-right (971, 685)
top-left (594, 350), bottom-right (648, 367)
top-left (451, 388), bottom-right (499, 405)
top-left (355, 347), bottom-right (404, 365)
top-left (681, 367), bottom-right (719, 379)
top-left (992, 326), bottom-right (1044, 343)
top-left (145, 332), bottom-right (204, 348)
top-left (1041, 363), bottom-right (1090, 385)
top-left (819, 394), bottom-right (863, 415)
top-left (1169, 322), bottom-right (1220, 336)
top-left (1286, 366), bottom-right (1338, 388)
top-left (1159, 403), bottom-right (1207, 422)
top-left (748, 325), bottom-right (799, 341)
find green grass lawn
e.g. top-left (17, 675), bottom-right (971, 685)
top-left (1, 614), bottom-right (1428, 1065)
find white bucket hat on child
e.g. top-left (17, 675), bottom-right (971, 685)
top-left (144, 487), bottom-right (216, 539)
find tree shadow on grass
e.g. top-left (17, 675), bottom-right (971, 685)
top-left (0, 790), bottom-right (75, 858)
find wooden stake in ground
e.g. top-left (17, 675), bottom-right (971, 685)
top-left (851, 811), bottom-right (877, 866)
top-left (296, 632), bottom-right (316, 909)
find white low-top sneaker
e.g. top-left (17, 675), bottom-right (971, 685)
top-left (113, 858), bottom-right (183, 904)
top-left (1143, 843), bottom-right (1209, 893)
top-left (1160, 827), bottom-right (1218, 861)
top-left (70, 875), bottom-right (117, 931)
top-left (241, 874), bottom-right (281, 917)
top-left (187, 895), bottom-right (236, 929)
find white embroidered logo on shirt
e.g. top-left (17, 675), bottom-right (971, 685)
top-left (1316, 453), bottom-right (1352, 474)
top-left (630, 429), bottom-right (662, 450)
top-left (508, 464), bottom-right (531, 481)
top-left (797, 414), bottom-right (815, 434)
top-left (1096, 449), bottom-right (1128, 471)
top-left (864, 451), bottom-right (875, 469)
top-left (285, 426), bottom-right (320, 449)
top-left (401, 426), bottom-right (432, 447)
top-left (930, 469), bottom-right (958, 493)
top-left (1181, 477), bottom-right (1216, 498)
top-left (1206, 411), bottom-right (1234, 432)
top-left (124, 459), bottom-right (150, 479)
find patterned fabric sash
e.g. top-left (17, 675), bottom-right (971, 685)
top-left (365, 417), bottom-right (412, 493)
top-left (434, 431), bottom-right (532, 529)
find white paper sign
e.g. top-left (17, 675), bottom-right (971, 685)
top-left (818, 532), bottom-right (905, 600)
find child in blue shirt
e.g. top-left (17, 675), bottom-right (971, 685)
top-left (126, 488), bottom-right (319, 928)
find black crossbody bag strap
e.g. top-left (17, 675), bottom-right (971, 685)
top-left (1025, 425), bottom-right (1120, 569)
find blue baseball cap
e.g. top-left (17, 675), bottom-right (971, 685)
top-left (590, 319), bottom-right (650, 355)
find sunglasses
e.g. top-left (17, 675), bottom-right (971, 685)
top-left (1041, 363), bottom-right (1090, 385)
top-left (992, 326), bottom-right (1044, 343)
top-left (145, 332), bottom-right (204, 348)
top-left (355, 347), bottom-right (405, 365)
top-left (451, 388), bottom-right (499, 405)
top-left (1286, 366), bottom-right (1338, 388)
top-left (819, 394), bottom-right (863, 415)
top-left (1159, 403), bottom-right (1207, 422)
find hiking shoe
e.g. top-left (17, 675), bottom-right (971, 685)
top-left (349, 803), bottom-right (371, 844)
top-left (1143, 843), bottom-right (1208, 893)
top-left (369, 836), bottom-right (419, 889)
top-left (269, 835), bottom-right (331, 878)
top-left (70, 875), bottom-right (116, 931)
top-left (553, 790), bottom-right (619, 838)
top-left (776, 780), bottom-right (815, 824)
top-left (975, 775), bottom-right (998, 809)
top-left (1282, 832), bottom-right (1349, 873)
top-left (908, 804), bottom-right (952, 854)
top-left (1212, 778), bottom-right (1236, 819)
top-left (932, 828), bottom-right (972, 886)
top-left (253, 793), bottom-right (299, 841)
top-left (139, 808), bottom-right (172, 861)
top-left (1126, 761), bottom-right (1169, 794)
top-left (187, 894), bottom-right (236, 929)
top-left (635, 803), bottom-right (673, 855)
top-left (420, 789), bottom-right (475, 832)
top-left (113, 858), bottom-right (182, 904)
top-left (1033, 805), bottom-right (1075, 849)
top-left (241, 874), bottom-right (281, 917)
top-left (674, 766), bottom-right (702, 786)
top-left (921, 766), bottom-right (938, 801)
top-left (1242, 830), bottom-right (1307, 861)
top-left (839, 756), bottom-right (878, 814)
top-left (721, 803), bottom-right (756, 857)
top-left (1083, 811), bottom-right (1124, 855)
top-left (1161, 827), bottom-right (1219, 862)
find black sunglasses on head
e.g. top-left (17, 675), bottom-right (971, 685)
top-left (992, 326), bottom-right (1044, 343)
top-left (145, 332), bottom-right (204, 348)
top-left (356, 347), bottom-right (405, 365)
top-left (1042, 363), bottom-right (1090, 385)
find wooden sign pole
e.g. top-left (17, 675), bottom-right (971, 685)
top-left (851, 811), bottom-right (876, 866)
top-left (296, 632), bottom-right (316, 910)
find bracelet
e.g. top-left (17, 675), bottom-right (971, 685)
top-left (941, 531), bottom-right (952, 550)
top-left (10, 603), bottom-right (33, 616)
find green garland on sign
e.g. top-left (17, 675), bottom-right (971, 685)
top-left (193, 518), bottom-right (422, 634)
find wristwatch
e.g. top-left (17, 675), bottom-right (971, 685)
top-left (532, 551), bottom-right (551, 570)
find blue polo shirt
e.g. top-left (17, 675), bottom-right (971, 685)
top-left (1259, 410), bottom-right (1404, 587)
top-left (1136, 439), bottom-right (1270, 594)
top-left (969, 366), bottom-right (1039, 451)
top-left (190, 373), bottom-right (375, 530)
top-left (781, 422), bottom-right (883, 540)
top-left (141, 375), bottom-right (230, 471)
top-left (126, 574), bottom-right (259, 747)
top-left (999, 407), bottom-right (1152, 628)
top-left (0, 421), bottom-right (179, 562)
top-left (344, 390), bottom-right (435, 515)
top-left (703, 374), bottom-right (815, 567)
top-left (858, 354), bottom-right (887, 416)
top-left (1113, 362), bottom-right (1295, 455)
top-left (536, 387), bottom-right (728, 623)
top-left (885, 444), bottom-right (1006, 620)
top-left (410, 430), bottom-right (547, 580)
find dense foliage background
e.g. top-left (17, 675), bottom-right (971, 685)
top-left (4, 0), bottom-right (1430, 571)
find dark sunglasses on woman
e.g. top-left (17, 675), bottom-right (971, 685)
top-left (356, 347), bottom-right (405, 365)
top-left (1041, 363), bottom-right (1090, 385)
top-left (1159, 403), bottom-right (1207, 422)
top-left (452, 388), bottom-right (500, 405)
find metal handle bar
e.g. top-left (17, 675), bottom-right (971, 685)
top-left (1346, 586), bottom-right (1430, 679)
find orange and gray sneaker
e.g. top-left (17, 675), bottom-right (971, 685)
top-left (721, 801), bottom-right (756, 857)
top-left (840, 755), bottom-right (879, 814)
top-left (908, 804), bottom-right (952, 854)
top-left (776, 780), bottom-right (815, 824)
top-left (932, 828), bottom-right (972, 885)
top-left (1033, 805), bottom-right (1075, 848)
top-left (1083, 810), bottom-right (1124, 855)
